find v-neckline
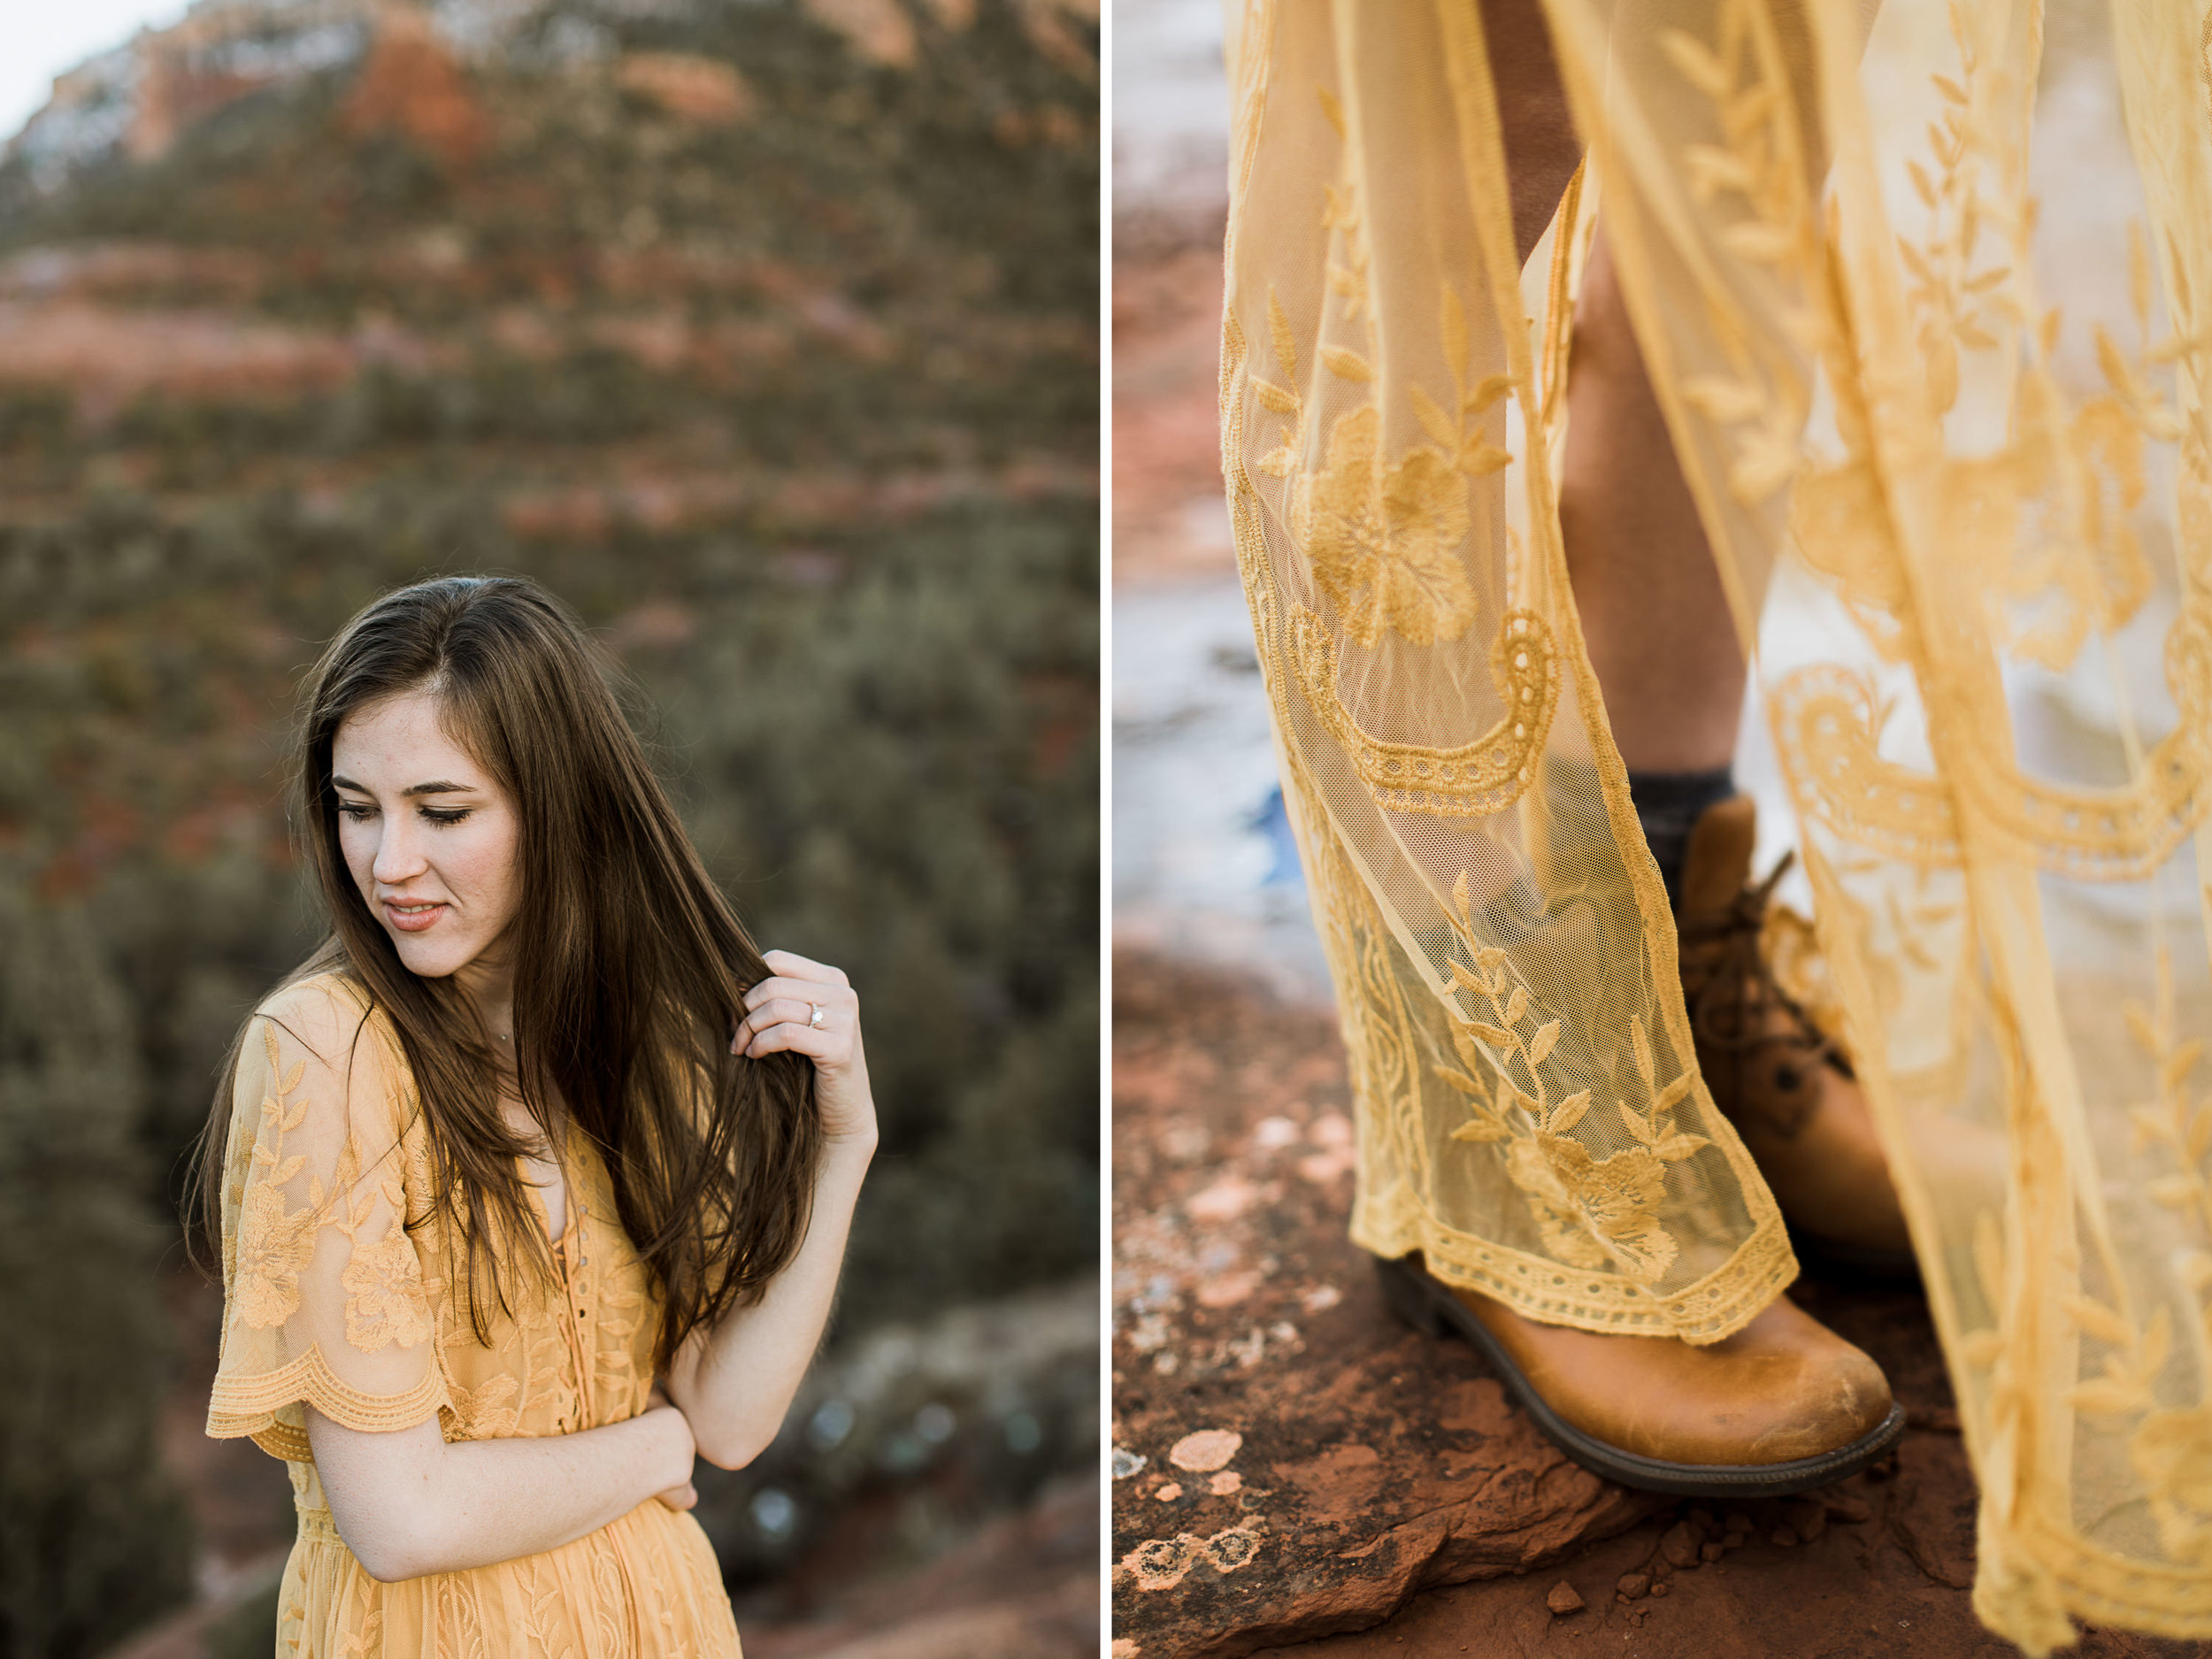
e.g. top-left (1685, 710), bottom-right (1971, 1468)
top-left (516, 1118), bottom-right (574, 1256)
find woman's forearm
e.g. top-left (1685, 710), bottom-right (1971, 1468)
top-left (306, 1402), bottom-right (695, 1582)
top-left (665, 1133), bottom-right (875, 1469)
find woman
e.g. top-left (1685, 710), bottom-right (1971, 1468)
top-left (186, 575), bottom-right (873, 1652)
top-left (1219, 0), bottom-right (2209, 1647)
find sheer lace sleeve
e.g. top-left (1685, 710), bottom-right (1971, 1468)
top-left (205, 974), bottom-right (449, 1462)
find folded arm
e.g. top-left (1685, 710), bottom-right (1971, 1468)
top-left (305, 1400), bottom-right (696, 1583)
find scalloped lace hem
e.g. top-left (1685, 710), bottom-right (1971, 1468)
top-left (207, 1342), bottom-right (449, 1461)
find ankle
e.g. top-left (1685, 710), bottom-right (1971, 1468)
top-left (1627, 769), bottom-right (1736, 910)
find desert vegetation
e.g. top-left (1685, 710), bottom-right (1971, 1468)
top-left (0, 2), bottom-right (1096, 1653)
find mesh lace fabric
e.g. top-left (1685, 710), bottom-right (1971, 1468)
top-left (1217, 0), bottom-right (2212, 1647)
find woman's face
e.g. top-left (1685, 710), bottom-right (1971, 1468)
top-left (331, 690), bottom-right (521, 984)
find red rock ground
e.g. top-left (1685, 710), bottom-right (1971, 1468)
top-left (1107, 951), bottom-right (2210, 1659)
top-left (1112, 245), bottom-right (1233, 587)
top-left (1108, 239), bottom-right (2212, 1659)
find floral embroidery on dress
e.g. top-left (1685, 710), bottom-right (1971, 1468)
top-left (236, 1178), bottom-right (319, 1330)
top-left (1512, 1134), bottom-right (1676, 1282)
top-left (1434, 875), bottom-right (1708, 1286)
top-left (337, 1597), bottom-right (382, 1657)
top-left (446, 1371), bottom-right (522, 1440)
top-left (1293, 403), bottom-right (1478, 649)
top-left (236, 1027), bottom-right (319, 1330)
top-left (521, 1558), bottom-right (580, 1659)
top-left (340, 1210), bottom-right (433, 1352)
top-left (1288, 607), bottom-right (1559, 818)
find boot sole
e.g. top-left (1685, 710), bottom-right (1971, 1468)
top-left (1374, 1253), bottom-right (1906, 1498)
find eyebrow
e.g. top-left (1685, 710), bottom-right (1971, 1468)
top-left (331, 774), bottom-right (481, 797)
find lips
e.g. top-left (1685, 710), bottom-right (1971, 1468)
top-left (382, 898), bottom-right (449, 933)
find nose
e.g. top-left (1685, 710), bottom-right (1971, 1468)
top-left (370, 813), bottom-right (429, 889)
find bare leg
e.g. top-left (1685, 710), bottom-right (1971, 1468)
top-left (1481, 0), bottom-right (1747, 772)
top-left (1556, 234), bottom-right (1746, 772)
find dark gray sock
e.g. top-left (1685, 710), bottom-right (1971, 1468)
top-left (1625, 766), bottom-right (1735, 911)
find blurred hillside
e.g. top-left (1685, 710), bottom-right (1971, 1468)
top-left (0, 1), bottom-right (1096, 1654)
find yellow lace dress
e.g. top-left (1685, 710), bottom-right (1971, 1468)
top-left (1220, 0), bottom-right (2212, 1646)
top-left (205, 972), bottom-right (743, 1656)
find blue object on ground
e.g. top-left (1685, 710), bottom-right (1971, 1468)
top-left (1250, 785), bottom-right (1306, 889)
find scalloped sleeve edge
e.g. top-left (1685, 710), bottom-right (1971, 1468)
top-left (206, 1342), bottom-right (452, 1463)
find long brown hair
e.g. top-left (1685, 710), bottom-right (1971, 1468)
top-left (185, 575), bottom-right (821, 1371)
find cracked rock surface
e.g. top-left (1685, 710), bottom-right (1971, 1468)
top-left (1110, 955), bottom-right (1659, 1658)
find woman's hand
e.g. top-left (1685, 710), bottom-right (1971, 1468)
top-left (646, 1383), bottom-right (698, 1511)
top-left (730, 949), bottom-right (878, 1148)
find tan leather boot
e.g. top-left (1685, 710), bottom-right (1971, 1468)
top-left (1677, 797), bottom-right (1916, 1274)
top-left (1378, 1254), bottom-right (1901, 1494)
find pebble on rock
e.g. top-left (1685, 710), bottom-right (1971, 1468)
top-left (1167, 1429), bottom-right (1243, 1472)
top-left (1659, 1521), bottom-right (1701, 1569)
top-left (1787, 1499), bottom-right (1829, 1541)
top-left (1546, 1581), bottom-right (1585, 1616)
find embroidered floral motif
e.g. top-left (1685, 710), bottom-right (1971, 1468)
top-left (1501, 1139), bottom-right (1611, 1270)
top-left (446, 1371), bottom-right (522, 1440)
top-left (1293, 403), bottom-right (1477, 649)
top-left (236, 1176), bottom-right (319, 1331)
top-left (1774, 600), bottom-right (2212, 882)
top-left (341, 1214), bottom-right (433, 1352)
top-left (521, 1558), bottom-right (579, 1659)
top-left (1515, 1133), bottom-right (1677, 1282)
top-left (337, 1597), bottom-right (382, 1657)
top-left (1434, 881), bottom-right (1703, 1286)
top-left (235, 1028), bottom-right (317, 1331)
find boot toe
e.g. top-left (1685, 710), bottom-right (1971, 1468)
top-left (1452, 1276), bottom-right (1896, 1471)
top-left (1726, 1302), bottom-right (1893, 1463)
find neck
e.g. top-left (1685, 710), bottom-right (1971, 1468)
top-left (449, 934), bottom-right (517, 1043)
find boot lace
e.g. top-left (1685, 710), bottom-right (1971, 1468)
top-left (1676, 849), bottom-right (1851, 1139)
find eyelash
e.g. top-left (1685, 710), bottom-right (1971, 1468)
top-left (336, 803), bottom-right (472, 826)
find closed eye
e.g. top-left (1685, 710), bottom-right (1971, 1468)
top-left (334, 802), bottom-right (473, 826)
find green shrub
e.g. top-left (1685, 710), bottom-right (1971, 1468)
top-left (0, 887), bottom-right (196, 1658)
